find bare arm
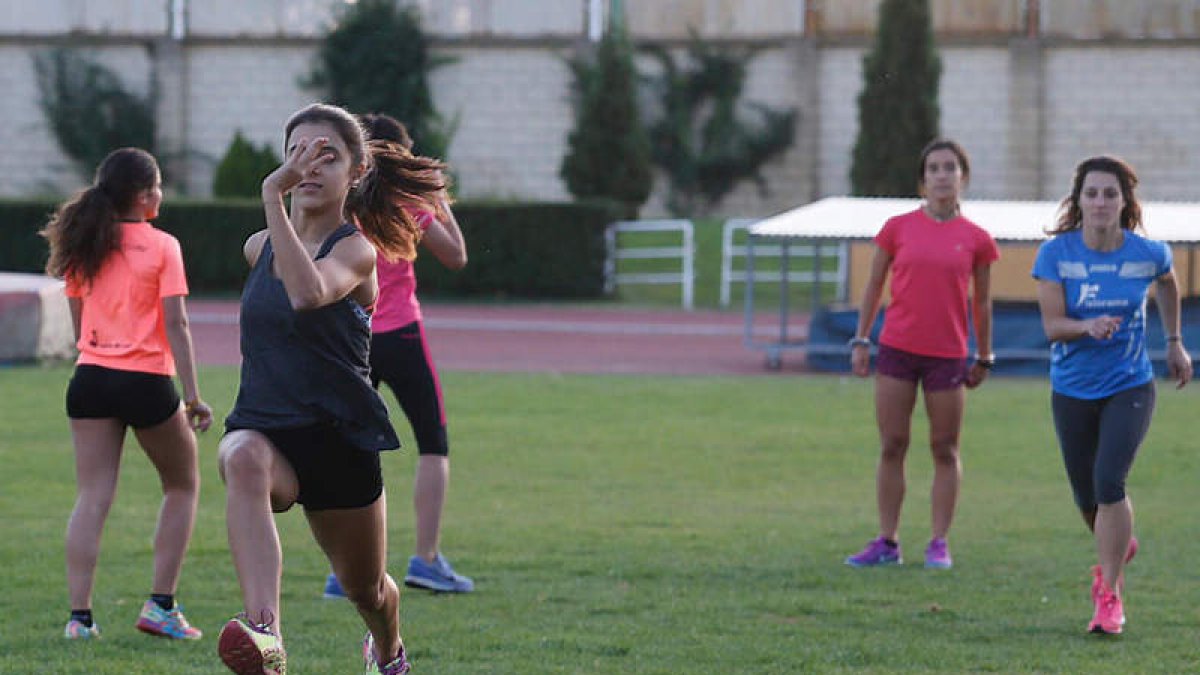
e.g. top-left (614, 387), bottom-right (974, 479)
top-left (850, 245), bottom-right (891, 377)
top-left (68, 297), bottom-right (82, 342)
top-left (1035, 279), bottom-right (1121, 342)
top-left (261, 138), bottom-right (375, 310)
top-left (964, 264), bottom-right (994, 388)
top-left (162, 295), bottom-right (212, 431)
top-left (420, 198), bottom-right (467, 270)
top-left (1154, 270), bottom-right (1193, 389)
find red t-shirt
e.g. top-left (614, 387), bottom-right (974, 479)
top-left (372, 209), bottom-right (435, 333)
top-left (64, 221), bottom-right (189, 375)
top-left (875, 209), bottom-right (1000, 358)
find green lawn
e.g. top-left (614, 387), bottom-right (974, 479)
top-left (2, 366), bottom-right (1199, 673)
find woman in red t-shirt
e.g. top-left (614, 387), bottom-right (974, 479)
top-left (42, 148), bottom-right (213, 640)
top-left (844, 139), bottom-right (999, 570)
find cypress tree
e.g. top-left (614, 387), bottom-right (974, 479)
top-left (306, 0), bottom-right (454, 159)
top-left (560, 17), bottom-right (652, 218)
top-left (850, 0), bottom-right (942, 197)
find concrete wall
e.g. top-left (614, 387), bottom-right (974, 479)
top-left (5, 1), bottom-right (1200, 218)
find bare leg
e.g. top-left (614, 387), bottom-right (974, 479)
top-left (1096, 498), bottom-right (1133, 589)
top-left (309, 493), bottom-right (402, 663)
top-left (217, 430), bottom-right (299, 634)
top-left (874, 375), bottom-right (918, 541)
top-left (65, 419), bottom-right (126, 610)
top-left (133, 407), bottom-right (199, 595)
top-left (924, 386), bottom-right (965, 540)
top-left (413, 455), bottom-right (448, 561)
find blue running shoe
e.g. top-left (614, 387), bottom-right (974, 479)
top-left (323, 572), bottom-right (346, 600)
top-left (404, 553), bottom-right (474, 593)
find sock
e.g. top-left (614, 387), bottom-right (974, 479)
top-left (70, 609), bottom-right (94, 627)
top-left (151, 593), bottom-right (175, 611)
top-left (883, 538), bottom-right (898, 548)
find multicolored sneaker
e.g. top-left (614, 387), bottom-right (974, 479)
top-left (323, 572), bottom-right (347, 600)
top-left (924, 538), bottom-right (952, 570)
top-left (405, 553), bottom-right (474, 592)
top-left (845, 537), bottom-right (902, 567)
top-left (136, 600), bottom-right (202, 640)
top-left (1088, 583), bottom-right (1125, 635)
top-left (218, 614), bottom-right (287, 674)
top-left (64, 619), bottom-right (100, 639)
top-left (364, 631), bottom-right (412, 674)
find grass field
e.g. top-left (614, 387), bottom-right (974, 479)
top-left (2, 365), bottom-right (1199, 673)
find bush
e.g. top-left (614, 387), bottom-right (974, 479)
top-left (212, 131), bottom-right (279, 198)
top-left (0, 200), bottom-right (621, 298)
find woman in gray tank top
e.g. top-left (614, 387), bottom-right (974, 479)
top-left (215, 103), bottom-right (441, 675)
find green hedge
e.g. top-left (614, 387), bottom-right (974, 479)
top-left (0, 198), bottom-right (620, 298)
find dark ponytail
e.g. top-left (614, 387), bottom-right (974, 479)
top-left (42, 147), bottom-right (159, 285)
top-left (348, 139), bottom-right (448, 262)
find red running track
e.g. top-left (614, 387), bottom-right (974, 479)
top-left (188, 301), bottom-right (813, 376)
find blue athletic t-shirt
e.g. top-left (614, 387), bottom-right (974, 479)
top-left (1031, 229), bottom-right (1171, 399)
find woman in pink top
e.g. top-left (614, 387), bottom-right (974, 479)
top-left (844, 139), bottom-right (1000, 570)
top-left (322, 113), bottom-right (472, 598)
top-left (42, 148), bottom-right (213, 640)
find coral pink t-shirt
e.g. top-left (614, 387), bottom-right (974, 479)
top-left (64, 221), bottom-right (189, 375)
top-left (875, 208), bottom-right (1000, 358)
top-left (372, 209), bottom-right (435, 333)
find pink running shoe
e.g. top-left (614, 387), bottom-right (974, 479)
top-left (1088, 583), bottom-right (1124, 635)
top-left (1090, 566), bottom-right (1127, 625)
top-left (845, 536), bottom-right (901, 567)
top-left (218, 614), bottom-right (287, 674)
top-left (923, 538), bottom-right (952, 570)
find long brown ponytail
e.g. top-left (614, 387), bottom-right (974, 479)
top-left (42, 147), bottom-right (159, 286)
top-left (349, 140), bottom-right (447, 262)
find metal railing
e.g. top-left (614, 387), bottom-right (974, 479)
top-left (604, 220), bottom-right (695, 310)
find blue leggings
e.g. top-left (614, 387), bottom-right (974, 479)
top-left (1051, 381), bottom-right (1155, 511)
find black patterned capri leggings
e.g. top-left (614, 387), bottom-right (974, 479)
top-left (1051, 381), bottom-right (1155, 511)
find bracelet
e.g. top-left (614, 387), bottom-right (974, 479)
top-left (184, 399), bottom-right (201, 413)
top-left (974, 354), bottom-right (995, 369)
top-left (1167, 334), bottom-right (1182, 343)
top-left (847, 337), bottom-right (872, 348)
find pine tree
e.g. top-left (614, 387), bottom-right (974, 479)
top-left (560, 18), bottom-right (653, 218)
top-left (850, 0), bottom-right (941, 197)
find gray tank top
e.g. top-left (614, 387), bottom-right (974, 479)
top-left (225, 223), bottom-right (400, 452)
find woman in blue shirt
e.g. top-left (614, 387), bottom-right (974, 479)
top-left (1032, 155), bottom-right (1192, 635)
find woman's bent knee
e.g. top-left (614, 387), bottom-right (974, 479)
top-left (218, 433), bottom-right (275, 484)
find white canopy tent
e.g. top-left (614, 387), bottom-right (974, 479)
top-left (741, 197), bottom-right (1200, 370)
top-left (750, 196), bottom-right (1200, 243)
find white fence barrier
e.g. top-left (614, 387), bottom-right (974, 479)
top-left (719, 218), bottom-right (849, 307)
top-left (604, 220), bottom-right (695, 310)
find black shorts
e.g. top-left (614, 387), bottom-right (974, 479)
top-left (228, 423), bottom-right (383, 512)
top-left (66, 364), bottom-right (180, 428)
top-left (371, 322), bottom-right (449, 456)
